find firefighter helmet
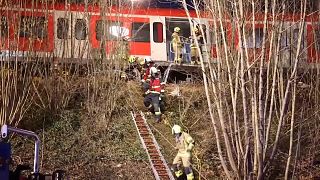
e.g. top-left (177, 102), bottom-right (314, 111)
top-left (144, 57), bottom-right (152, 64)
top-left (128, 56), bottom-right (136, 64)
top-left (172, 125), bottom-right (182, 134)
top-left (174, 27), bottom-right (181, 33)
top-left (193, 27), bottom-right (199, 33)
top-left (150, 67), bottom-right (158, 76)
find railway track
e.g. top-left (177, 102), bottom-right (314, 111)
top-left (130, 111), bottom-right (175, 180)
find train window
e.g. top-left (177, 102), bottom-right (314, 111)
top-left (153, 22), bottom-right (163, 43)
top-left (307, 0), bottom-right (320, 13)
top-left (19, 16), bottom-right (47, 39)
top-left (57, 18), bottom-right (69, 39)
top-left (96, 20), bottom-right (105, 40)
top-left (0, 17), bottom-right (8, 38)
top-left (75, 19), bottom-right (87, 40)
top-left (293, 29), bottom-right (304, 48)
top-left (315, 30), bottom-right (320, 51)
top-left (243, 28), bottom-right (264, 48)
top-left (132, 22), bottom-right (150, 42)
top-left (280, 32), bottom-right (288, 47)
top-left (96, 20), bottom-right (127, 41)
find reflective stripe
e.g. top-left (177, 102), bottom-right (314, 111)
top-left (187, 173), bottom-right (194, 180)
top-left (155, 111), bottom-right (161, 115)
top-left (150, 91), bottom-right (160, 94)
top-left (175, 170), bottom-right (183, 177)
top-left (152, 85), bottom-right (161, 88)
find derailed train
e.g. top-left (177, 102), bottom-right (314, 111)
top-left (0, 1), bottom-right (319, 66)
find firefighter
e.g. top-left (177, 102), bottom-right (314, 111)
top-left (126, 55), bottom-right (142, 81)
top-left (141, 57), bottom-right (154, 82)
top-left (172, 125), bottom-right (195, 180)
top-left (144, 66), bottom-right (164, 122)
top-left (128, 55), bottom-right (137, 64)
top-left (190, 27), bottom-right (204, 65)
top-left (141, 57), bottom-right (154, 93)
top-left (172, 27), bottom-right (182, 64)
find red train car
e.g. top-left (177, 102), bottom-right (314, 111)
top-left (0, 1), bottom-right (319, 67)
top-left (0, 2), bottom-right (211, 64)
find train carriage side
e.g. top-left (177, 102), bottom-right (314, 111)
top-left (54, 9), bottom-right (91, 63)
top-left (0, 8), bottom-right (54, 60)
top-left (121, 8), bottom-right (212, 64)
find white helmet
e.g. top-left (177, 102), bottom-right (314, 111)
top-left (150, 67), bottom-right (158, 76)
top-left (144, 57), bottom-right (152, 64)
top-left (174, 27), bottom-right (181, 33)
top-left (172, 125), bottom-right (182, 134)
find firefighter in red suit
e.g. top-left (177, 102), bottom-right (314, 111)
top-left (141, 57), bottom-right (154, 93)
top-left (144, 66), bottom-right (165, 122)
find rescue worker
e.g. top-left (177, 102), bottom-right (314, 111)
top-left (128, 55), bottom-right (137, 64)
top-left (190, 27), bottom-right (204, 65)
top-left (144, 66), bottom-right (165, 122)
top-left (126, 55), bottom-right (142, 81)
top-left (141, 57), bottom-right (154, 93)
top-left (172, 125), bottom-right (195, 180)
top-left (172, 27), bottom-right (182, 64)
top-left (137, 58), bottom-right (145, 77)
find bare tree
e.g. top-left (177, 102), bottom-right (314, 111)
top-left (182, 0), bottom-right (320, 179)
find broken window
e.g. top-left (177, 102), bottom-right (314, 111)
top-left (96, 20), bottom-right (128, 41)
top-left (75, 19), bottom-right (87, 40)
top-left (132, 22), bottom-right (150, 42)
top-left (57, 18), bottom-right (69, 39)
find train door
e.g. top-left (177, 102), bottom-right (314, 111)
top-left (54, 11), bottom-right (72, 60)
top-left (193, 19), bottom-right (210, 62)
top-left (165, 18), bottom-right (191, 63)
top-left (71, 11), bottom-right (89, 60)
top-left (150, 16), bottom-right (167, 61)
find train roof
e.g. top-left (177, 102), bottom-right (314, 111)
top-left (0, 1), bottom-right (201, 18)
top-left (0, 1), bottom-right (318, 22)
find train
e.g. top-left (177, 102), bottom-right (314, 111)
top-left (0, 1), bottom-right (319, 68)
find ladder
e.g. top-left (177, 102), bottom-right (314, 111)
top-left (131, 111), bottom-right (175, 180)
